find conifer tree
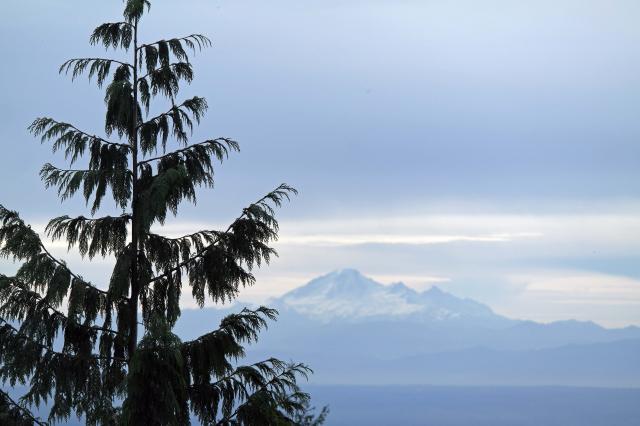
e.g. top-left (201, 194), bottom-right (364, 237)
top-left (0, 1), bottom-right (320, 424)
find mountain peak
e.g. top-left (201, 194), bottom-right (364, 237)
top-left (280, 268), bottom-right (382, 302)
top-left (277, 270), bottom-right (506, 325)
top-left (424, 285), bottom-right (444, 295)
top-left (389, 282), bottom-right (417, 297)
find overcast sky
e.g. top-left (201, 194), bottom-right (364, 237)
top-left (1, 0), bottom-right (639, 326)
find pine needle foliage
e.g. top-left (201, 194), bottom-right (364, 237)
top-left (0, 1), bottom-right (322, 424)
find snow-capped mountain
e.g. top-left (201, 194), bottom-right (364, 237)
top-left (275, 268), bottom-right (505, 325)
top-left (176, 269), bottom-right (640, 386)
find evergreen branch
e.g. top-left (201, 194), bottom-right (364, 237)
top-left (45, 215), bottom-right (131, 259)
top-left (135, 140), bottom-right (239, 218)
top-left (59, 58), bottom-right (133, 87)
top-left (123, 0), bottom-right (150, 23)
top-left (141, 62), bottom-right (192, 103)
top-left (136, 62), bottom-right (192, 83)
top-left (206, 358), bottom-right (285, 388)
top-left (189, 358), bottom-right (291, 411)
top-left (146, 184), bottom-right (297, 287)
top-left (90, 22), bottom-right (134, 49)
top-left (62, 58), bottom-right (132, 70)
top-left (137, 35), bottom-right (210, 89)
top-left (137, 97), bottom-right (208, 153)
top-left (137, 62), bottom-right (194, 110)
top-left (0, 315), bottom-right (127, 423)
top-left (0, 276), bottom-right (121, 337)
top-left (0, 317), bottom-right (127, 424)
top-left (37, 239), bottom-right (111, 298)
top-left (40, 164), bottom-right (133, 213)
top-left (0, 388), bottom-right (49, 426)
top-left (135, 164), bottom-right (200, 231)
top-left (214, 362), bottom-right (311, 425)
top-left (137, 33), bottom-right (211, 55)
top-left (148, 229), bottom-right (220, 243)
top-left (0, 319), bottom-right (126, 363)
top-left (0, 206), bottom-right (117, 300)
top-left (138, 138), bottom-right (239, 166)
top-left (138, 34), bottom-right (212, 51)
top-left (188, 358), bottom-right (309, 425)
top-left (144, 230), bottom-right (222, 274)
top-left (182, 307), bottom-right (278, 349)
top-left (0, 318), bottom-right (61, 354)
top-left (137, 97), bottom-right (206, 130)
top-left (178, 308), bottom-right (279, 388)
top-left (29, 118), bottom-right (130, 164)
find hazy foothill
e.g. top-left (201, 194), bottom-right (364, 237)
top-left (180, 269), bottom-right (640, 387)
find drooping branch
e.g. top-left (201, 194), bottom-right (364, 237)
top-left (181, 307), bottom-right (278, 373)
top-left (137, 34), bottom-right (211, 74)
top-left (138, 138), bottom-right (239, 166)
top-left (59, 58), bottom-right (133, 87)
top-left (0, 319), bottom-right (126, 363)
top-left (29, 118), bottom-right (130, 169)
top-left (132, 142), bottom-right (241, 236)
top-left (137, 96), bottom-right (208, 153)
top-left (37, 242), bottom-right (111, 299)
top-left (0, 276), bottom-right (121, 337)
top-left (137, 62), bottom-right (192, 83)
top-left (90, 22), bottom-right (134, 50)
top-left (40, 164), bottom-right (132, 213)
top-left (29, 118), bottom-right (129, 149)
top-left (0, 388), bottom-right (49, 426)
top-left (146, 184), bottom-right (296, 289)
top-left (144, 229), bottom-right (221, 273)
top-left (0, 275), bottom-right (130, 371)
top-left (135, 139), bottom-right (239, 210)
top-left (0, 317), bottom-right (127, 423)
top-left (123, 0), bottom-right (150, 23)
top-left (184, 307), bottom-right (279, 347)
top-left (46, 215), bottom-right (131, 259)
top-left (187, 356), bottom-right (310, 425)
top-left (138, 34), bottom-right (212, 52)
top-left (135, 163), bottom-right (199, 231)
top-left (213, 361), bottom-right (311, 426)
top-left (0, 206), bottom-right (120, 301)
top-left (137, 62), bottom-right (194, 110)
top-left (104, 64), bottom-right (138, 140)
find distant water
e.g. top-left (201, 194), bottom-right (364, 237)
top-left (13, 384), bottom-right (640, 425)
top-left (304, 385), bottom-right (640, 426)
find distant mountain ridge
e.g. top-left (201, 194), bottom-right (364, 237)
top-left (175, 269), bottom-right (640, 386)
top-left (276, 268), bottom-right (507, 325)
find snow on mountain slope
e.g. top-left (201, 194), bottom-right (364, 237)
top-left (275, 269), bottom-right (505, 324)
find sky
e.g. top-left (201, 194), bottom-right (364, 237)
top-left (0, 0), bottom-right (639, 327)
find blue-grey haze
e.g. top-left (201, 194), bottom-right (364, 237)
top-left (305, 385), bottom-right (640, 426)
top-left (13, 386), bottom-right (640, 426)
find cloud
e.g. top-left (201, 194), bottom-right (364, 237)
top-left (520, 272), bottom-right (640, 298)
top-left (495, 271), bottom-right (640, 326)
top-left (9, 209), bottom-right (640, 326)
top-left (276, 232), bottom-right (541, 247)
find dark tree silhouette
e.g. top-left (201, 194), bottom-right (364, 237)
top-left (0, 1), bottom-right (322, 424)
